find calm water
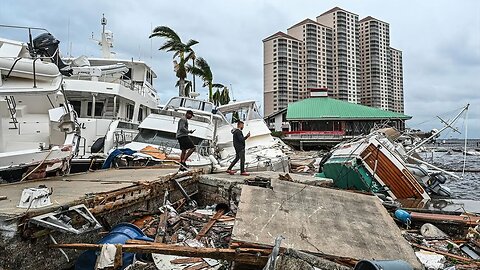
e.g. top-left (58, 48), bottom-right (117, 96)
top-left (420, 140), bottom-right (480, 200)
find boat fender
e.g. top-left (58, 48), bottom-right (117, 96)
top-left (394, 209), bottom-right (411, 226)
top-left (91, 137), bottom-right (106, 154)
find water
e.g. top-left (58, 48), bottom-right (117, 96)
top-left (420, 140), bottom-right (480, 200)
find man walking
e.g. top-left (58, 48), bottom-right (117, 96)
top-left (226, 121), bottom-right (250, 176)
top-left (176, 110), bottom-right (196, 170)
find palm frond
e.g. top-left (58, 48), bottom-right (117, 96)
top-left (185, 51), bottom-right (196, 62)
top-left (185, 39), bottom-right (199, 48)
top-left (150, 26), bottom-right (181, 42)
top-left (158, 40), bottom-right (178, 51)
top-left (212, 83), bottom-right (225, 89)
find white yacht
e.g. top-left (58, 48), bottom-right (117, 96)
top-left (64, 16), bottom-right (159, 171)
top-left (123, 97), bottom-right (290, 173)
top-left (124, 96), bottom-right (219, 171)
top-left (0, 27), bottom-right (80, 182)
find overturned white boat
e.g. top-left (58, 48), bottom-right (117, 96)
top-left (0, 27), bottom-right (80, 182)
top-left (215, 100), bottom-right (290, 172)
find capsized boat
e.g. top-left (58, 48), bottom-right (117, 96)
top-left (318, 129), bottom-right (432, 201)
top-left (0, 26), bottom-right (80, 182)
top-left (215, 100), bottom-right (290, 172)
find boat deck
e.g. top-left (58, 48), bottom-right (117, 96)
top-left (0, 168), bottom-right (178, 217)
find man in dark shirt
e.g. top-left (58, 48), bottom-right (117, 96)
top-left (226, 121), bottom-right (250, 176)
top-left (176, 110), bottom-right (195, 170)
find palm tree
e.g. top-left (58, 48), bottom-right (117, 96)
top-left (149, 26), bottom-right (198, 97)
top-left (212, 86), bottom-right (231, 106)
top-left (187, 57), bottom-right (224, 102)
top-left (176, 80), bottom-right (192, 97)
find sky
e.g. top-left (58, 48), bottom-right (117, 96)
top-left (1, 0), bottom-right (479, 138)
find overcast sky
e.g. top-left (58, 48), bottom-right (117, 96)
top-left (1, 0), bottom-right (479, 138)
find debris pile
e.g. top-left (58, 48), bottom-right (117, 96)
top-left (395, 211), bottom-right (480, 270)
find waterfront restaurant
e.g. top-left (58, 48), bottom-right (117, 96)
top-left (282, 90), bottom-right (411, 149)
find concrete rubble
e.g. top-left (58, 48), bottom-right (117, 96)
top-left (0, 165), bottom-right (479, 270)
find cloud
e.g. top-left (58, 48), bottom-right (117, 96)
top-left (1, 0), bottom-right (479, 137)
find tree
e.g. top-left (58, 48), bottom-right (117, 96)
top-left (176, 80), bottom-right (192, 97)
top-left (212, 86), bottom-right (231, 106)
top-left (150, 26), bottom-right (197, 97)
top-left (187, 57), bottom-right (223, 102)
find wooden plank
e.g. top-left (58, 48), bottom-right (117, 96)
top-left (195, 209), bottom-right (225, 240)
top-left (410, 243), bottom-right (478, 263)
top-left (410, 212), bottom-right (480, 225)
top-left (170, 257), bottom-right (203, 264)
top-left (51, 243), bottom-right (269, 266)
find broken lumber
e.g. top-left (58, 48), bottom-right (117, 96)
top-left (195, 209), bottom-right (225, 240)
top-left (170, 257), bottom-right (203, 264)
top-left (410, 243), bottom-right (478, 264)
top-left (51, 243), bottom-right (269, 266)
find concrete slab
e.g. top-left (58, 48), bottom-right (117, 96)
top-left (0, 168), bottom-right (178, 216)
top-left (231, 179), bottom-right (423, 269)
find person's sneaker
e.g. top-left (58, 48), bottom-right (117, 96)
top-left (240, 172), bottom-right (250, 176)
top-left (226, 170), bottom-right (236, 175)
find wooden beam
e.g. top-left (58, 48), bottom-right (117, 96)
top-left (51, 243), bottom-right (269, 266)
top-left (195, 209), bottom-right (225, 240)
top-left (411, 243), bottom-right (478, 263)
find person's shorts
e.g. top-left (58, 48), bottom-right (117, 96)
top-left (178, 136), bottom-right (195, 150)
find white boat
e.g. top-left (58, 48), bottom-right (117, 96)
top-left (0, 27), bottom-right (80, 182)
top-left (122, 97), bottom-right (290, 173)
top-left (64, 16), bottom-right (159, 171)
top-left (124, 96), bottom-right (219, 171)
top-left (216, 100), bottom-right (290, 172)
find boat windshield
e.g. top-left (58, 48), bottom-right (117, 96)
top-left (134, 128), bottom-right (203, 147)
top-left (222, 105), bottom-right (262, 124)
top-left (165, 97), bottom-right (213, 113)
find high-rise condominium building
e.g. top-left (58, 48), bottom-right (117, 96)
top-left (287, 19), bottom-right (334, 98)
top-left (389, 47), bottom-right (404, 113)
top-left (263, 32), bottom-right (301, 116)
top-left (359, 16), bottom-right (390, 110)
top-left (263, 7), bottom-right (404, 116)
top-left (317, 7), bottom-right (360, 103)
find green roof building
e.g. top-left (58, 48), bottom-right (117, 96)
top-left (271, 92), bottom-right (411, 149)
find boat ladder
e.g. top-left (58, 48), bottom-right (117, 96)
top-left (5, 96), bottom-right (18, 129)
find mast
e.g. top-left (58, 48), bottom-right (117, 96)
top-left (406, 104), bottom-right (469, 155)
top-left (100, 14), bottom-right (113, 58)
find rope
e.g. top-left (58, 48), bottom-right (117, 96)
top-left (19, 149), bottom-right (53, 182)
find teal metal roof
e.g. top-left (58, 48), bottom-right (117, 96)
top-left (286, 98), bottom-right (411, 120)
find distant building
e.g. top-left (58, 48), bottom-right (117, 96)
top-left (263, 32), bottom-right (302, 116)
top-left (266, 89), bottom-right (411, 149)
top-left (317, 7), bottom-right (360, 103)
top-left (263, 7), bottom-right (404, 116)
top-left (390, 47), bottom-right (404, 113)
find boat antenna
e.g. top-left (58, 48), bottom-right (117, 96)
top-left (406, 104), bottom-right (469, 156)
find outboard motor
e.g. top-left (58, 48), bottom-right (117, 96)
top-left (427, 172), bottom-right (452, 197)
top-left (29, 33), bottom-right (72, 76)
